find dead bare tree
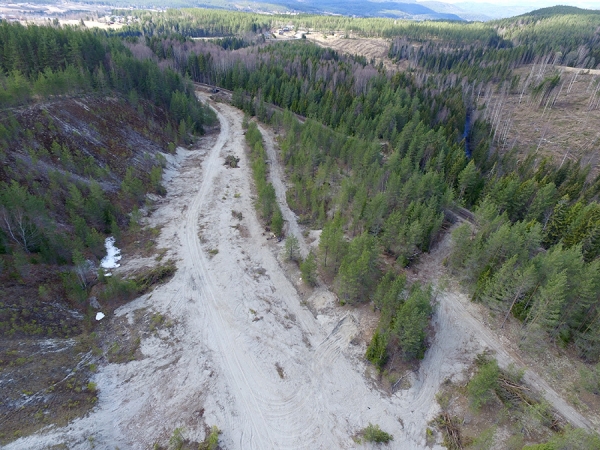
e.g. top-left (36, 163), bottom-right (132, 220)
top-left (0, 206), bottom-right (41, 253)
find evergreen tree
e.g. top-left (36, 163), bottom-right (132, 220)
top-left (543, 195), bottom-right (570, 247)
top-left (336, 233), bottom-right (379, 304)
top-left (300, 251), bottom-right (317, 286)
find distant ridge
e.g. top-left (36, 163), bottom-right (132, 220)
top-left (519, 5), bottom-right (600, 18)
top-left (255, 0), bottom-right (466, 20)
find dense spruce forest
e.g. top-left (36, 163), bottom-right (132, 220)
top-left (2, 5), bottom-right (600, 447)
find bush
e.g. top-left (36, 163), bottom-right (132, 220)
top-left (97, 274), bottom-right (138, 303)
top-left (580, 362), bottom-right (600, 395)
top-left (361, 423), bottom-right (393, 443)
top-left (467, 358), bottom-right (499, 410)
top-left (300, 251), bottom-right (317, 286)
top-left (271, 207), bottom-right (283, 237)
top-left (199, 425), bottom-right (221, 450)
top-left (132, 262), bottom-right (177, 294)
top-left (285, 235), bottom-right (300, 261)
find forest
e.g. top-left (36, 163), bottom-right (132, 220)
top-left (2, 4), bottom-right (600, 448)
top-left (0, 21), bottom-right (218, 443)
top-left (0, 4), bottom-right (600, 370)
top-left (117, 9), bottom-right (600, 366)
top-left (0, 22), bottom-right (215, 332)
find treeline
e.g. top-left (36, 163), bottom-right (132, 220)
top-left (125, 7), bottom-right (600, 81)
top-left (119, 8), bottom-right (272, 37)
top-left (122, 8), bottom-right (496, 42)
top-left (447, 170), bottom-right (600, 361)
top-left (0, 22), bottom-right (211, 136)
top-left (494, 9), bottom-right (600, 69)
top-left (389, 11), bottom-right (600, 86)
top-left (139, 38), bottom-right (470, 150)
top-left (0, 22), bottom-right (105, 79)
top-left (388, 38), bottom-right (528, 84)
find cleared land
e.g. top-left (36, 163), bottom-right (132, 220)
top-left (480, 64), bottom-right (600, 175)
top-left (306, 33), bottom-right (405, 72)
top-left (6, 94), bottom-right (596, 449)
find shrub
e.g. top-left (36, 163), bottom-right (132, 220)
top-left (361, 423), bottom-right (393, 443)
top-left (285, 235), bottom-right (300, 261)
top-left (199, 425), bottom-right (221, 450)
top-left (300, 251), bottom-right (317, 286)
top-left (97, 275), bottom-right (138, 303)
top-left (468, 358), bottom-right (499, 410)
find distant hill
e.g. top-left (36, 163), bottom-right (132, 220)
top-left (419, 1), bottom-right (493, 21)
top-left (521, 5), bottom-right (600, 18)
top-left (451, 1), bottom-right (533, 20)
top-left (257, 0), bottom-right (466, 20)
top-left (5, 0), bottom-right (600, 22)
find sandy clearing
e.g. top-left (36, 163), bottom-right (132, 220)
top-left (58, 19), bottom-right (124, 30)
top-left (557, 65), bottom-right (600, 76)
top-left (306, 35), bottom-right (390, 61)
top-left (6, 95), bottom-right (594, 450)
top-left (306, 34), bottom-right (406, 73)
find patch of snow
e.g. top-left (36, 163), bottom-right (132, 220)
top-left (100, 237), bottom-right (121, 269)
top-left (96, 312), bottom-right (105, 321)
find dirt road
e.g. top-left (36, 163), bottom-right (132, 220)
top-left (443, 290), bottom-right (595, 431)
top-left (7, 96), bottom-right (594, 450)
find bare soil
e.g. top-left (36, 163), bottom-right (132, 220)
top-left (409, 228), bottom-right (599, 433)
top-left (0, 337), bottom-right (96, 445)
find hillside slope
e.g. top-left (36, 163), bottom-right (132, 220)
top-left (0, 93), bottom-right (194, 444)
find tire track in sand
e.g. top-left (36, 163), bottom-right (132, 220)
top-left (179, 100), bottom-right (334, 448)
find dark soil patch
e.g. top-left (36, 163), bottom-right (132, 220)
top-left (0, 338), bottom-right (97, 445)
